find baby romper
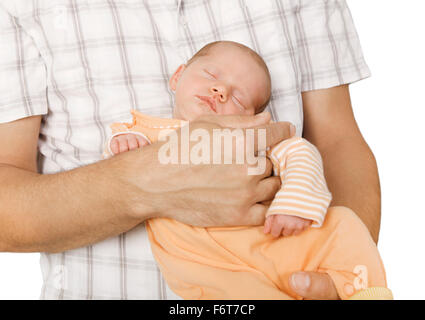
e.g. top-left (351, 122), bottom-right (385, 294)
top-left (104, 109), bottom-right (392, 300)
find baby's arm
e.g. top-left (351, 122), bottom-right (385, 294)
top-left (264, 137), bottom-right (332, 237)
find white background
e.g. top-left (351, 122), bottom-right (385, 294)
top-left (348, 0), bottom-right (425, 300)
top-left (1, 0), bottom-right (424, 299)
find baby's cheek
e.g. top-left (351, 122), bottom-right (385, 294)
top-left (174, 101), bottom-right (201, 120)
top-left (222, 103), bottom-right (256, 116)
top-left (220, 103), bottom-right (242, 116)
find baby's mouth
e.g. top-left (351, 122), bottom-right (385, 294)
top-left (195, 95), bottom-right (217, 113)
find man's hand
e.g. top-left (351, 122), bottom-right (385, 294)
top-left (289, 272), bottom-right (340, 300)
top-left (302, 84), bottom-right (381, 242)
top-left (119, 111), bottom-right (296, 227)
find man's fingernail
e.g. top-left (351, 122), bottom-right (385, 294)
top-left (290, 124), bottom-right (296, 137)
top-left (291, 272), bottom-right (310, 290)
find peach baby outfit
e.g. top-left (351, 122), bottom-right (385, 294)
top-left (104, 109), bottom-right (391, 300)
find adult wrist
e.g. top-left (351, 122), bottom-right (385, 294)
top-left (103, 148), bottom-right (164, 222)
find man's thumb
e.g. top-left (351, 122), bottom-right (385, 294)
top-left (289, 271), bottom-right (340, 300)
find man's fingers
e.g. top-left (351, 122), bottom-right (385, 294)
top-left (243, 121), bottom-right (295, 155)
top-left (250, 157), bottom-right (273, 182)
top-left (244, 203), bottom-right (267, 226)
top-left (197, 112), bottom-right (271, 129)
top-left (254, 176), bottom-right (281, 203)
top-left (289, 271), bottom-right (340, 300)
top-left (260, 199), bottom-right (273, 206)
top-left (262, 121), bottom-right (295, 150)
top-left (191, 114), bottom-right (295, 157)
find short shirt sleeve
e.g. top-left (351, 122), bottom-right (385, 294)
top-left (297, 0), bottom-right (371, 92)
top-left (0, 6), bottom-right (47, 124)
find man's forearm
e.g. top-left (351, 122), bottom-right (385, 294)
top-left (302, 85), bottom-right (381, 244)
top-left (318, 136), bottom-right (381, 243)
top-left (0, 155), bottom-right (153, 253)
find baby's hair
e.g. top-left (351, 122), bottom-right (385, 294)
top-left (186, 41), bottom-right (271, 113)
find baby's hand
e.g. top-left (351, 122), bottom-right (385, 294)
top-left (263, 214), bottom-right (312, 238)
top-left (110, 133), bottom-right (150, 155)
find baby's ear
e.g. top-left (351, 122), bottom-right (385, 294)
top-left (169, 64), bottom-right (186, 91)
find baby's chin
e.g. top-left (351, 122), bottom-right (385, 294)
top-left (172, 110), bottom-right (196, 122)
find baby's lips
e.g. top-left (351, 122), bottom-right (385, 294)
top-left (195, 95), bottom-right (217, 113)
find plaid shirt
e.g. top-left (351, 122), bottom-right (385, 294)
top-left (0, 0), bottom-right (370, 299)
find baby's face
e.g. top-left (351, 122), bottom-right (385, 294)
top-left (169, 45), bottom-right (270, 121)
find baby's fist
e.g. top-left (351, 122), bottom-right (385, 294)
top-left (110, 133), bottom-right (150, 154)
top-left (263, 214), bottom-right (312, 238)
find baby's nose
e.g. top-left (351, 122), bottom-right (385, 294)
top-left (210, 85), bottom-right (227, 102)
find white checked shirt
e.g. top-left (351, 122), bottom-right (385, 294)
top-left (0, 0), bottom-right (370, 299)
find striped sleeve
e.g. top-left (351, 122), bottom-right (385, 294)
top-left (0, 6), bottom-right (47, 124)
top-left (266, 137), bottom-right (332, 228)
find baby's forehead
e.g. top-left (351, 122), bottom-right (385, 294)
top-left (203, 47), bottom-right (265, 76)
top-left (207, 43), bottom-right (253, 59)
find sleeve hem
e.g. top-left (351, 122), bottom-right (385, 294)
top-left (0, 106), bottom-right (47, 124)
top-left (301, 66), bottom-right (371, 92)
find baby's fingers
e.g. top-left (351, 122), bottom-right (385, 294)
top-left (263, 216), bottom-right (274, 234)
top-left (127, 134), bottom-right (140, 150)
top-left (282, 226), bottom-right (295, 237)
top-left (292, 220), bottom-right (312, 236)
top-left (270, 219), bottom-right (285, 238)
top-left (301, 219), bottom-right (313, 230)
top-left (292, 226), bottom-right (305, 236)
top-left (135, 135), bottom-right (150, 147)
top-left (110, 137), bottom-right (120, 155)
top-left (116, 135), bottom-right (130, 153)
top-left (110, 135), bottom-right (130, 154)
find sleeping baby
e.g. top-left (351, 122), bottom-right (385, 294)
top-left (103, 41), bottom-right (392, 300)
